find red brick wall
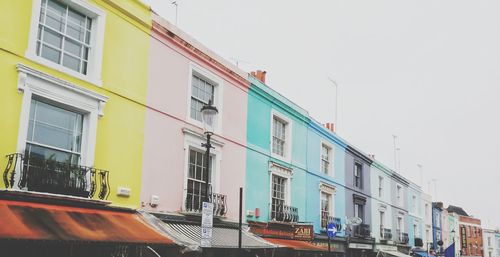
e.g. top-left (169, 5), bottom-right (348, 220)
top-left (459, 216), bottom-right (482, 256)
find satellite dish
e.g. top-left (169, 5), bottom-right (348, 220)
top-left (347, 217), bottom-right (362, 225)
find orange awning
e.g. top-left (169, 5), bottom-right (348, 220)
top-left (263, 238), bottom-right (328, 251)
top-left (0, 199), bottom-right (173, 245)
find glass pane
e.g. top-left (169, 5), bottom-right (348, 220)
top-left (41, 45), bottom-right (61, 63)
top-left (63, 54), bottom-right (80, 72)
top-left (46, 0), bottom-right (66, 32)
top-left (66, 18), bottom-right (85, 42)
top-left (42, 28), bottom-right (63, 48)
top-left (64, 38), bottom-right (82, 56)
top-left (39, 0), bottom-right (46, 22)
top-left (26, 143), bottom-right (79, 164)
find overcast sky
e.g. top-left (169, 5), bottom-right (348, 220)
top-left (144, 0), bottom-right (500, 228)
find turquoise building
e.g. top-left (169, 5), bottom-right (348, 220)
top-left (407, 181), bottom-right (424, 248)
top-left (305, 120), bottom-right (347, 236)
top-left (245, 75), bottom-right (310, 224)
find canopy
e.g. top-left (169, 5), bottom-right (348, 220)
top-left (263, 238), bottom-right (328, 251)
top-left (0, 199), bottom-right (173, 245)
top-left (141, 213), bottom-right (276, 252)
top-left (414, 252), bottom-right (435, 257)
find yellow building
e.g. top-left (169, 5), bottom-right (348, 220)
top-left (0, 0), bottom-right (152, 208)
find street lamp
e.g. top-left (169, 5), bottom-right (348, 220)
top-left (201, 100), bottom-right (218, 203)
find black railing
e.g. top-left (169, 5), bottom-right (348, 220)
top-left (353, 224), bottom-right (371, 238)
top-left (184, 191), bottom-right (228, 217)
top-left (3, 153), bottom-right (110, 200)
top-left (270, 203), bottom-right (299, 223)
top-left (321, 214), bottom-right (342, 230)
top-left (380, 227), bottom-right (392, 240)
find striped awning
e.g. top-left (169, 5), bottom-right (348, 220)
top-left (140, 213), bottom-right (276, 251)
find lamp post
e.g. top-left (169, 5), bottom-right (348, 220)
top-left (201, 100), bottom-right (218, 204)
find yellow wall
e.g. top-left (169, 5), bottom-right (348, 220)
top-left (0, 0), bottom-right (152, 209)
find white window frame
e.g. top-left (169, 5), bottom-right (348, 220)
top-left (270, 110), bottom-right (292, 162)
top-left (319, 140), bottom-right (334, 177)
top-left (186, 63), bottom-right (224, 133)
top-left (379, 210), bottom-right (385, 229)
top-left (26, 0), bottom-right (106, 86)
top-left (397, 215), bottom-right (404, 233)
top-left (396, 184), bottom-right (403, 207)
top-left (15, 64), bottom-right (107, 187)
top-left (414, 221), bottom-right (420, 237)
top-left (378, 176), bottom-right (384, 198)
top-left (319, 182), bottom-right (336, 219)
top-left (268, 162), bottom-right (292, 207)
top-left (412, 195), bottom-right (417, 213)
top-left (182, 128), bottom-right (223, 211)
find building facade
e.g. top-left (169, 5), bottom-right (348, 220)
top-left (306, 120), bottom-right (348, 255)
top-left (407, 182), bottom-right (423, 249)
top-left (432, 202), bottom-right (443, 252)
top-left (458, 215), bottom-right (483, 257)
top-left (441, 209), bottom-right (460, 256)
top-left (421, 192), bottom-right (433, 251)
top-left (344, 146), bottom-right (374, 257)
top-left (483, 228), bottom-right (498, 257)
top-left (391, 173), bottom-right (411, 253)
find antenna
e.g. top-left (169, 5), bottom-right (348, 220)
top-left (229, 57), bottom-right (251, 68)
top-left (392, 135), bottom-right (398, 171)
top-left (171, 1), bottom-right (178, 26)
top-left (417, 163), bottom-right (423, 187)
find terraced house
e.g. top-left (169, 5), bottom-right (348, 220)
top-left (0, 0), bottom-right (175, 256)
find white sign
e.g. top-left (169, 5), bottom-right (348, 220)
top-left (346, 217), bottom-right (363, 225)
top-left (349, 243), bottom-right (373, 250)
top-left (201, 202), bottom-right (214, 228)
top-left (201, 238), bottom-right (211, 247)
top-left (201, 227), bottom-right (213, 239)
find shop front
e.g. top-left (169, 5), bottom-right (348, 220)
top-left (312, 234), bottom-right (347, 257)
top-left (249, 221), bottom-right (336, 257)
top-left (0, 191), bottom-right (176, 257)
top-left (346, 238), bottom-right (375, 257)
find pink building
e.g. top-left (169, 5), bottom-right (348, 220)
top-left (140, 14), bottom-right (250, 222)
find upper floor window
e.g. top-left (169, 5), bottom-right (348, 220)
top-left (412, 195), bottom-right (417, 213)
top-left (397, 185), bottom-right (403, 206)
top-left (36, 0), bottom-right (92, 74)
top-left (27, 98), bottom-right (83, 165)
top-left (190, 74), bottom-right (216, 122)
top-left (320, 191), bottom-right (332, 228)
top-left (353, 162), bottom-right (362, 188)
top-left (354, 203), bottom-right (364, 221)
top-left (397, 216), bottom-right (404, 232)
top-left (28, 0), bottom-right (105, 84)
top-left (320, 143), bottom-right (332, 175)
top-left (379, 210), bottom-right (385, 228)
top-left (378, 176), bottom-right (383, 197)
top-left (425, 203), bottom-right (429, 218)
top-left (271, 112), bottom-right (291, 160)
top-left (185, 148), bottom-right (213, 211)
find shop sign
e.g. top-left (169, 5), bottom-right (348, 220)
top-left (313, 241), bottom-right (346, 252)
top-left (250, 223), bottom-right (314, 240)
top-left (461, 226), bottom-right (467, 249)
top-left (348, 243), bottom-right (373, 250)
top-left (374, 244), bottom-right (397, 252)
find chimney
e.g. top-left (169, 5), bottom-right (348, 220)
top-left (436, 202), bottom-right (444, 209)
top-left (324, 123), bottom-right (336, 133)
top-left (368, 154), bottom-right (375, 159)
top-left (250, 70), bottom-right (267, 84)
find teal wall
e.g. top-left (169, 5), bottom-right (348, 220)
top-left (305, 120), bottom-right (347, 234)
top-left (245, 76), bottom-right (309, 223)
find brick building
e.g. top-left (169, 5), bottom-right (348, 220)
top-left (448, 205), bottom-right (483, 256)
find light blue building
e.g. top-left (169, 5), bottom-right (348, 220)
top-left (407, 181), bottom-right (424, 248)
top-left (306, 120), bottom-right (347, 251)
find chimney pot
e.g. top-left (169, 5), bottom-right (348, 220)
top-left (251, 70), bottom-right (267, 84)
top-left (324, 122), bottom-right (336, 133)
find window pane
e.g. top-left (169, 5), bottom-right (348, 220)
top-left (42, 29), bottom-right (63, 49)
top-left (41, 45), bottom-right (61, 64)
top-left (45, 0), bottom-right (66, 32)
top-left (26, 143), bottom-right (79, 164)
top-left (63, 53), bottom-right (81, 72)
top-left (64, 38), bottom-right (82, 56)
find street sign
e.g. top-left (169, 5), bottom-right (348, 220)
top-left (201, 202), bottom-right (214, 228)
top-left (201, 227), bottom-right (213, 239)
top-left (327, 223), bottom-right (337, 238)
top-left (201, 201), bottom-right (214, 247)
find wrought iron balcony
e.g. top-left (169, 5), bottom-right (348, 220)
top-left (184, 191), bottom-right (228, 217)
top-left (270, 203), bottom-right (299, 223)
top-left (353, 224), bottom-right (371, 238)
top-left (396, 230), bottom-right (409, 244)
top-left (321, 213), bottom-right (342, 230)
top-left (380, 227), bottom-right (392, 240)
top-left (3, 153), bottom-right (110, 200)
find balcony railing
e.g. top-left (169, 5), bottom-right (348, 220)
top-left (396, 230), bottom-right (409, 244)
top-left (270, 203), bottom-right (299, 223)
top-left (184, 191), bottom-right (228, 217)
top-left (3, 153), bottom-right (110, 200)
top-left (380, 227), bottom-right (392, 240)
top-left (321, 213), bottom-right (342, 230)
top-left (353, 224), bottom-right (371, 238)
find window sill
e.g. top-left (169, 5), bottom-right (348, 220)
top-left (25, 51), bottom-right (102, 87)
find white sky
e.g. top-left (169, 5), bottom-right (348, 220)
top-left (144, 0), bottom-right (500, 228)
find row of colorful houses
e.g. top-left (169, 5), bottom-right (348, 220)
top-left (0, 1), bottom-right (494, 257)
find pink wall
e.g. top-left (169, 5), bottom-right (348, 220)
top-left (140, 24), bottom-right (249, 222)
